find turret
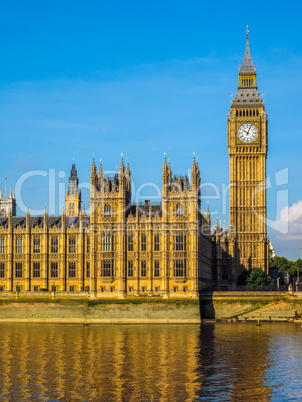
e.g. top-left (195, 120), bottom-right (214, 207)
top-left (79, 208), bottom-right (84, 229)
top-left (90, 157), bottom-right (97, 186)
top-left (178, 173), bottom-right (182, 189)
top-left (191, 154), bottom-right (199, 193)
top-left (162, 154), bottom-right (169, 198)
top-left (66, 161), bottom-right (81, 216)
top-left (119, 154), bottom-right (126, 196)
top-left (26, 207), bottom-right (30, 229)
top-left (61, 207), bottom-right (66, 230)
top-left (44, 206), bottom-right (48, 229)
top-left (68, 162), bottom-right (78, 196)
top-left (126, 158), bottom-right (131, 191)
top-left (90, 157), bottom-right (97, 218)
top-left (216, 219), bottom-right (220, 243)
top-left (119, 154), bottom-right (125, 174)
top-left (206, 203), bottom-right (211, 226)
top-left (98, 159), bottom-right (103, 189)
top-left (8, 210), bottom-right (12, 228)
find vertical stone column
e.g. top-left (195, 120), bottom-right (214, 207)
top-left (8, 213), bottom-right (13, 291)
top-left (25, 211), bottom-right (31, 291)
top-left (43, 210), bottom-right (48, 290)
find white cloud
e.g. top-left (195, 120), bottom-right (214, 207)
top-left (272, 200), bottom-right (302, 240)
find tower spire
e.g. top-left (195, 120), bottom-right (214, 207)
top-left (240, 25), bottom-right (255, 73)
top-left (68, 161), bottom-right (78, 196)
top-left (232, 26), bottom-right (261, 104)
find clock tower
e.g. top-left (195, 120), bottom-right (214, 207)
top-left (228, 27), bottom-right (268, 274)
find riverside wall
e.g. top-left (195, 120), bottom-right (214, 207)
top-left (200, 291), bottom-right (302, 322)
top-left (0, 293), bottom-right (200, 323)
top-left (1, 291), bottom-right (302, 323)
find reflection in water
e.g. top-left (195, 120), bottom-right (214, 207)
top-left (196, 324), bottom-right (272, 401)
top-left (0, 323), bottom-right (302, 401)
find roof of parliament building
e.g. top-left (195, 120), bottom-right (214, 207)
top-left (0, 215), bottom-right (90, 229)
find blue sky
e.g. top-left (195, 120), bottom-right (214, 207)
top-left (1, 0), bottom-right (302, 260)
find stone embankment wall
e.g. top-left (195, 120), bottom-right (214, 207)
top-left (200, 291), bottom-right (302, 322)
top-left (0, 293), bottom-right (200, 323)
top-left (1, 291), bottom-right (302, 323)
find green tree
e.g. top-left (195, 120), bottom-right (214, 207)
top-left (236, 267), bottom-right (274, 288)
top-left (270, 256), bottom-right (297, 279)
top-left (246, 267), bottom-right (274, 288)
top-left (270, 256), bottom-right (291, 272)
top-left (293, 259), bottom-right (302, 279)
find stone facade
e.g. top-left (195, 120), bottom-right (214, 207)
top-left (0, 158), bottom-right (214, 297)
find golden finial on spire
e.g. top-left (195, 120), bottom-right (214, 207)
top-left (246, 25), bottom-right (250, 40)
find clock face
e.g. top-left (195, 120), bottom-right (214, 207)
top-left (238, 123), bottom-right (258, 143)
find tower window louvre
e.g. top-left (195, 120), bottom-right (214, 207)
top-left (176, 204), bottom-right (184, 217)
top-left (104, 204), bottom-right (111, 217)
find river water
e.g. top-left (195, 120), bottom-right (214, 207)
top-left (0, 322), bottom-right (301, 401)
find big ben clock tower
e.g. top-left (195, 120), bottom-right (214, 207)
top-left (228, 27), bottom-right (268, 274)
